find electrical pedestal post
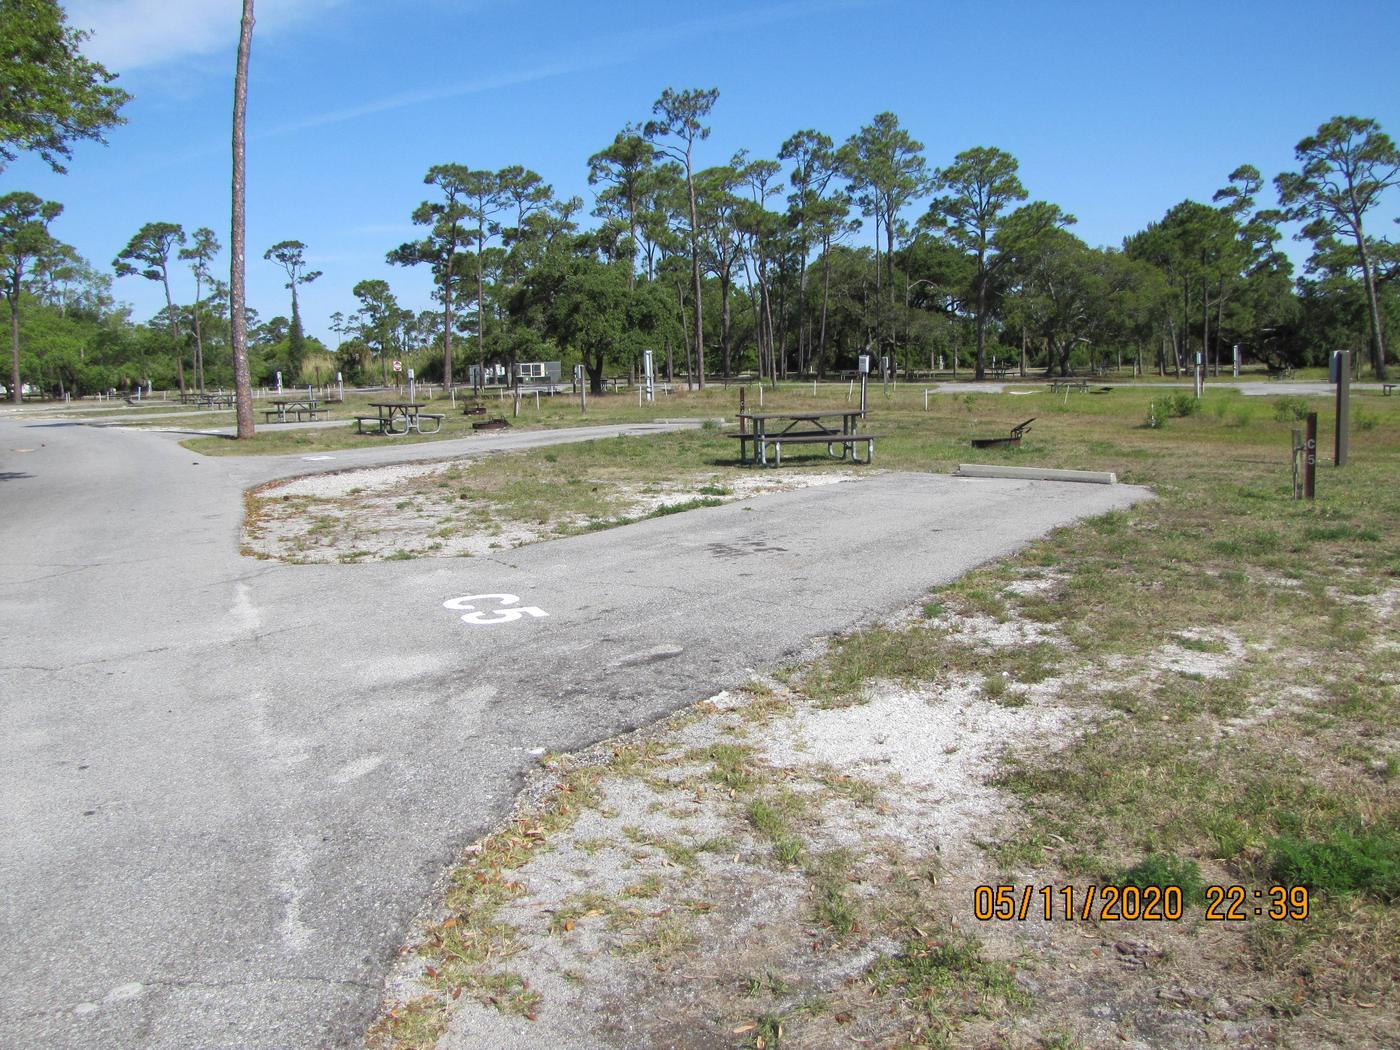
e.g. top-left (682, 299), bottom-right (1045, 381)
top-left (858, 353), bottom-right (870, 417)
top-left (1304, 412), bottom-right (1317, 501)
top-left (1333, 350), bottom-right (1350, 467)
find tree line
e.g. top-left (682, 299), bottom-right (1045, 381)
top-left (4, 61), bottom-right (1398, 399)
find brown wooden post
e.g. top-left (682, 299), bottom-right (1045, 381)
top-left (738, 388), bottom-right (746, 434)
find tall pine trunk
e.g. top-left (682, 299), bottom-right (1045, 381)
top-left (161, 274), bottom-right (186, 394)
top-left (1354, 231), bottom-right (1388, 380)
top-left (230, 0), bottom-right (255, 438)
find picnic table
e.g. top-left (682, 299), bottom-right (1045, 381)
top-left (732, 410), bottom-right (881, 466)
top-left (1050, 378), bottom-right (1089, 393)
top-left (263, 397), bottom-right (326, 423)
top-left (354, 401), bottom-right (444, 436)
top-left (196, 391), bottom-right (234, 408)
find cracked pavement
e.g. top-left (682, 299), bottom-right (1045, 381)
top-left (1, 413), bottom-right (1148, 1047)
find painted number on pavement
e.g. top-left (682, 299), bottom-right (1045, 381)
top-left (443, 593), bottom-right (549, 625)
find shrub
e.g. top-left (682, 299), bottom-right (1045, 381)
top-left (1273, 396), bottom-right (1310, 422)
top-left (1161, 392), bottom-right (1200, 418)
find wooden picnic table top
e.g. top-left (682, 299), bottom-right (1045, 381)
top-left (269, 396), bottom-right (318, 405)
top-left (367, 400), bottom-right (427, 409)
top-left (737, 409), bottom-right (864, 421)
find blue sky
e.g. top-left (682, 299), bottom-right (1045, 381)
top-left (9, 0), bottom-right (1400, 341)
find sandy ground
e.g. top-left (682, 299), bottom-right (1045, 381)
top-left (245, 462), bottom-right (863, 563)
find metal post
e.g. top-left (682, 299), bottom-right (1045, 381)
top-left (1232, 344), bottom-right (1241, 378)
top-left (1304, 412), bottom-right (1317, 500)
top-left (1334, 350), bottom-right (1350, 466)
top-left (1194, 352), bottom-right (1203, 398)
top-left (1291, 428), bottom-right (1303, 499)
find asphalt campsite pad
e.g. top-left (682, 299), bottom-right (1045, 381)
top-left (0, 412), bottom-right (1148, 1050)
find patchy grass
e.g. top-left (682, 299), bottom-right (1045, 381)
top-left (866, 931), bottom-right (1029, 1042)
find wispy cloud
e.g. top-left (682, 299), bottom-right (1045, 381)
top-left (263, 57), bottom-right (608, 137)
top-left (68, 0), bottom-right (344, 71)
top-left (264, 0), bottom-right (881, 137)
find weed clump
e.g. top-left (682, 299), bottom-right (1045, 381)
top-left (1267, 826), bottom-right (1400, 901)
top-left (1113, 852), bottom-right (1205, 903)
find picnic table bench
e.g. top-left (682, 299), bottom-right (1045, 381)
top-left (731, 410), bottom-right (881, 466)
top-left (263, 397), bottom-right (326, 423)
top-left (1384, 384), bottom-right (1396, 396)
top-left (355, 401), bottom-right (445, 436)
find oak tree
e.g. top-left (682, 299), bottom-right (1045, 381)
top-left (0, 0), bottom-right (131, 175)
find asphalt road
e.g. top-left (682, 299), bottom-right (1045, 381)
top-left (1, 415), bottom-right (1148, 1048)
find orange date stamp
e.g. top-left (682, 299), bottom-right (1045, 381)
top-left (973, 884), bottom-right (1310, 922)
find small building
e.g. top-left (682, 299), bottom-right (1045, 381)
top-left (515, 361), bottom-right (562, 384)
